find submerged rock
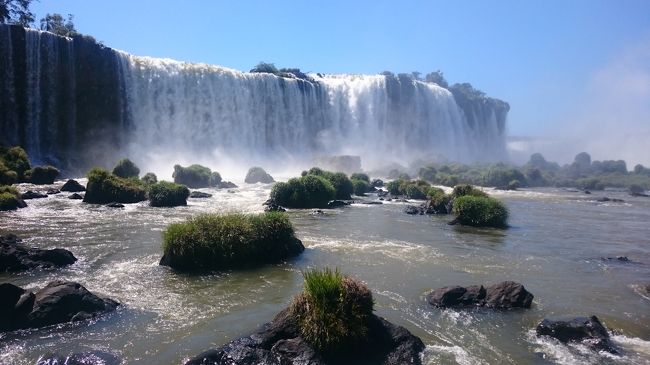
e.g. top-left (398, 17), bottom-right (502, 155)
top-left (601, 256), bottom-right (630, 262)
top-left (60, 179), bottom-right (86, 192)
top-left (535, 316), bottom-right (617, 354)
top-left (46, 188), bottom-right (61, 195)
top-left (427, 281), bottom-right (533, 309)
top-left (264, 203), bottom-right (286, 212)
top-left (37, 351), bottom-right (121, 365)
top-left (371, 179), bottom-right (384, 187)
top-left (184, 308), bottom-right (424, 365)
top-left (21, 190), bottom-right (48, 199)
top-left (217, 181), bottom-right (238, 189)
top-left (404, 205), bottom-right (420, 215)
top-left (0, 235), bottom-right (77, 272)
top-left (106, 202), bottom-right (125, 208)
top-left (189, 191), bottom-right (212, 198)
top-left (0, 281), bottom-right (119, 332)
top-left (596, 197), bottom-right (624, 203)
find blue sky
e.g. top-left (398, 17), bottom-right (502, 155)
top-left (31, 0), bottom-right (650, 160)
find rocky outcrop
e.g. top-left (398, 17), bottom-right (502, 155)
top-left (0, 235), bottom-right (77, 272)
top-left (68, 193), bottom-right (84, 200)
top-left (185, 308), bottom-right (424, 365)
top-left (327, 200), bottom-right (351, 208)
top-left (217, 181), bottom-right (238, 189)
top-left (427, 281), bottom-right (533, 309)
top-left (245, 167), bottom-right (275, 184)
top-left (535, 316), bottom-right (617, 354)
top-left (0, 281), bottom-right (119, 332)
top-left (61, 179), bottom-right (86, 192)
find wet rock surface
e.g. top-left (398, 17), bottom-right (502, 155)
top-left (60, 179), bottom-right (86, 192)
top-left (536, 316), bottom-right (617, 354)
top-left (427, 281), bottom-right (534, 309)
top-left (0, 235), bottom-right (77, 272)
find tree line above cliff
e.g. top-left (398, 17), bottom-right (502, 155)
top-left (1, 0), bottom-right (77, 36)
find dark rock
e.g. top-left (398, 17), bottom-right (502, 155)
top-left (484, 281), bottom-right (534, 309)
top-left (0, 234), bottom-right (21, 244)
top-left (68, 193), bottom-right (84, 200)
top-left (189, 191), bottom-right (212, 198)
top-left (404, 205), bottom-right (421, 215)
top-left (427, 281), bottom-right (533, 309)
top-left (327, 200), bottom-right (351, 208)
top-left (185, 308), bottom-right (424, 365)
top-left (106, 202), bottom-right (124, 208)
top-left (61, 179), bottom-right (86, 192)
top-left (601, 256), bottom-right (630, 262)
top-left (0, 281), bottom-right (118, 332)
top-left (245, 167), bottom-right (275, 184)
top-left (27, 280), bottom-right (119, 329)
top-left (535, 316), bottom-right (617, 354)
top-left (36, 351), bottom-right (121, 365)
top-left (630, 192), bottom-right (650, 197)
top-left (46, 188), bottom-right (61, 195)
top-left (596, 197), bottom-right (624, 203)
top-left (217, 181), bottom-right (238, 189)
top-left (265, 203), bottom-right (286, 212)
top-left (21, 190), bottom-right (48, 199)
top-left (357, 201), bottom-right (383, 205)
top-left (584, 190), bottom-right (591, 194)
top-left (311, 209), bottom-right (325, 216)
top-left (377, 190), bottom-right (389, 197)
top-left (0, 236), bottom-right (77, 272)
top-left (371, 179), bottom-right (384, 188)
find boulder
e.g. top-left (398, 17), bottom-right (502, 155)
top-left (327, 200), bottom-right (351, 208)
top-left (427, 281), bottom-right (533, 309)
top-left (0, 235), bottom-right (77, 272)
top-left (36, 351), bottom-right (121, 365)
top-left (61, 179), bottom-right (86, 192)
top-left (184, 308), bottom-right (424, 365)
top-left (535, 316), bottom-right (617, 353)
top-left (46, 188), bottom-right (61, 195)
top-left (596, 197), bottom-right (624, 203)
top-left (371, 179), bottom-right (384, 188)
top-left (0, 281), bottom-right (118, 332)
top-left (106, 202), bottom-right (124, 208)
top-left (27, 281), bottom-right (119, 329)
top-left (21, 190), bottom-right (48, 199)
top-left (404, 205), bottom-right (421, 215)
top-left (68, 193), bottom-right (84, 200)
top-left (601, 256), bottom-right (630, 262)
top-left (245, 167), bottom-right (275, 184)
top-left (189, 191), bottom-right (212, 198)
top-left (630, 192), bottom-right (650, 197)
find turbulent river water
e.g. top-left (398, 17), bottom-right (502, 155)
top-left (1, 179), bottom-right (649, 365)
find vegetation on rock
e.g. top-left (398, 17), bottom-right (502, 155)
top-left (141, 172), bottom-right (158, 186)
top-left (83, 168), bottom-right (147, 204)
top-left (452, 195), bottom-right (509, 228)
top-left (112, 158), bottom-right (140, 179)
top-left (148, 181), bottom-right (190, 207)
top-left (172, 164), bottom-right (221, 188)
top-left (270, 175), bottom-right (335, 208)
top-left (160, 212), bottom-right (304, 271)
top-left (290, 268), bottom-right (374, 354)
top-left (25, 165), bottom-right (59, 184)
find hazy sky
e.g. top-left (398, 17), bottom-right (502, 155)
top-left (31, 0), bottom-right (650, 163)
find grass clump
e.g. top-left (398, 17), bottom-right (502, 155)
top-left (350, 173), bottom-right (369, 183)
top-left (352, 179), bottom-right (370, 196)
top-left (160, 212), bottom-right (304, 271)
top-left (0, 186), bottom-right (23, 211)
top-left (83, 167), bottom-right (147, 204)
top-left (25, 165), bottom-right (59, 184)
top-left (148, 181), bottom-right (190, 207)
top-left (452, 195), bottom-right (509, 228)
top-left (0, 161), bottom-right (18, 185)
top-left (386, 179), bottom-right (431, 199)
top-left (270, 175), bottom-right (335, 208)
top-left (451, 184), bottom-right (488, 198)
top-left (173, 164), bottom-right (221, 188)
top-left (427, 187), bottom-right (452, 214)
top-left (291, 268), bottom-right (374, 354)
top-left (112, 158), bottom-right (140, 179)
top-left (0, 146), bottom-right (30, 181)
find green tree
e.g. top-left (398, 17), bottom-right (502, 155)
top-left (425, 70), bottom-right (449, 88)
top-left (40, 13), bottom-right (78, 37)
top-left (0, 0), bottom-right (35, 26)
top-left (250, 62), bottom-right (278, 74)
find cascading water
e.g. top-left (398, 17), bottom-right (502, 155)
top-left (0, 24), bottom-right (509, 173)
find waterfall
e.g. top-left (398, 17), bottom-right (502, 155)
top-left (0, 25), bottom-right (509, 173)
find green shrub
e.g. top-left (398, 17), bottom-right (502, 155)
top-left (160, 212), bottom-right (304, 271)
top-left (270, 175), bottom-right (335, 208)
top-left (350, 173), bottom-right (369, 183)
top-left (149, 181), bottom-right (190, 207)
top-left (576, 177), bottom-right (604, 190)
top-left (351, 179), bottom-right (370, 196)
top-left (245, 167), bottom-right (274, 184)
top-left (210, 171), bottom-right (222, 186)
top-left (386, 179), bottom-right (403, 195)
top-left (404, 184), bottom-right (427, 199)
top-left (303, 168), bottom-right (353, 200)
top-left (437, 173), bottom-right (459, 187)
top-left (25, 165), bottom-right (59, 184)
top-left (427, 188), bottom-right (451, 214)
top-left (112, 158), bottom-right (140, 179)
top-left (386, 179), bottom-right (430, 198)
top-left (507, 180), bottom-right (520, 190)
top-left (452, 196), bottom-right (508, 228)
top-left (0, 146), bottom-right (30, 181)
top-left (83, 167), bottom-right (147, 204)
top-left (0, 161), bottom-right (18, 185)
top-left (173, 164), bottom-right (213, 188)
top-left (451, 184), bottom-right (488, 198)
top-left (291, 268), bottom-right (373, 354)
top-left (141, 172), bottom-right (158, 185)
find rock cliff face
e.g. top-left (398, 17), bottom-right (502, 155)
top-left (1, 24), bottom-right (509, 173)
